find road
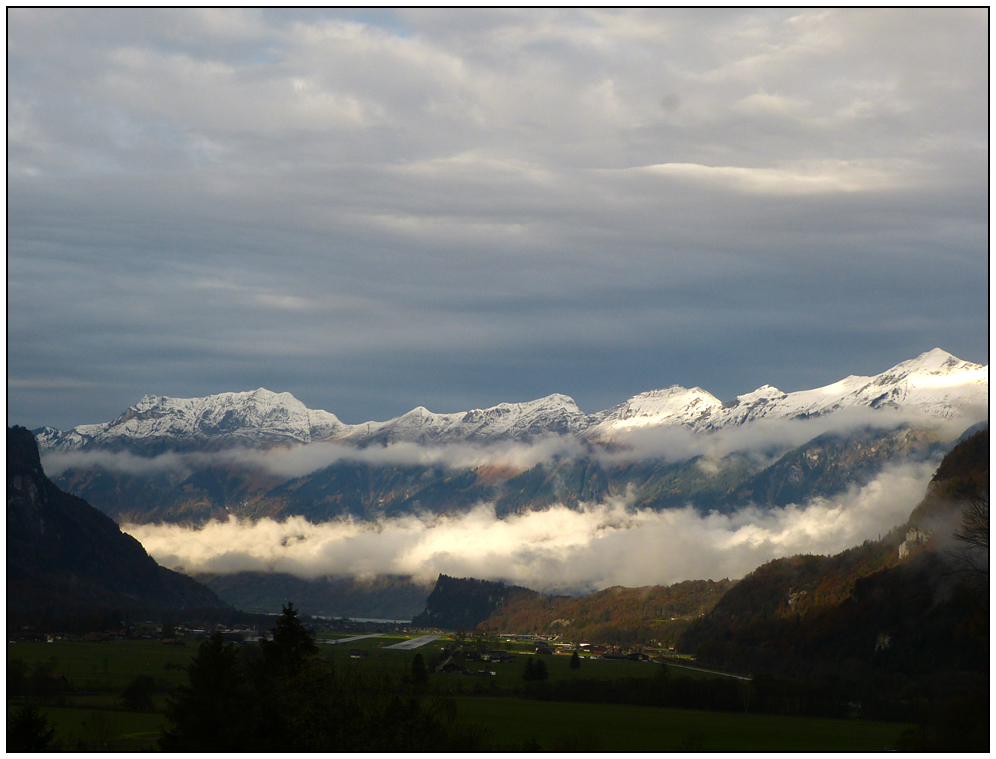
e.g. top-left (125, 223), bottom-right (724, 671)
top-left (665, 661), bottom-right (751, 681)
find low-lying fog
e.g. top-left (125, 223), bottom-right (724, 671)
top-left (124, 460), bottom-right (935, 594)
top-left (43, 405), bottom-right (974, 480)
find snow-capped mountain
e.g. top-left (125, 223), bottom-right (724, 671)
top-left (587, 348), bottom-right (988, 439)
top-left (35, 349), bottom-right (987, 453)
top-left (34, 388), bottom-right (348, 453)
top-left (585, 385), bottom-right (724, 438)
top-left (340, 393), bottom-right (589, 445)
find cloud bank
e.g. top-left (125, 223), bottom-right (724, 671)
top-left (123, 460), bottom-right (934, 593)
top-left (42, 435), bottom-right (588, 479)
top-left (41, 402), bottom-right (981, 480)
top-left (599, 405), bottom-right (985, 466)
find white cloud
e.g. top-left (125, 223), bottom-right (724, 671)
top-left (41, 434), bottom-right (588, 479)
top-left (631, 159), bottom-right (913, 195)
top-left (123, 459), bottom-right (934, 592)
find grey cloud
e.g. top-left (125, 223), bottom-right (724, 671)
top-left (7, 9), bottom-right (988, 431)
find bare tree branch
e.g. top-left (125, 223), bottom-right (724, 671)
top-left (952, 491), bottom-right (989, 590)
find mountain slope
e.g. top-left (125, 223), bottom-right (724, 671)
top-left (678, 429), bottom-right (989, 681)
top-left (6, 426), bottom-right (225, 614)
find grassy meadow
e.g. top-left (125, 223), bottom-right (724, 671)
top-left (8, 636), bottom-right (909, 751)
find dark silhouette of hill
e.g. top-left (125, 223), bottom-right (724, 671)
top-left (411, 574), bottom-right (538, 630)
top-left (7, 426), bottom-right (225, 617)
top-left (196, 571), bottom-right (430, 620)
top-left (677, 430), bottom-right (989, 740)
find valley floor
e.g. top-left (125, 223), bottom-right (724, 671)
top-left (8, 637), bottom-right (910, 752)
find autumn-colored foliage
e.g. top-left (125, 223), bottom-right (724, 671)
top-left (478, 580), bottom-right (736, 646)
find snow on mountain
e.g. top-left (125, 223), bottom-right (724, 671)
top-left (35, 388), bottom-right (348, 451)
top-left (587, 348), bottom-right (988, 439)
top-left (585, 386), bottom-right (724, 438)
top-left (342, 393), bottom-right (588, 445)
top-left (707, 348), bottom-right (988, 429)
top-left (35, 349), bottom-right (987, 453)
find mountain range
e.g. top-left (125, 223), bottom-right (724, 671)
top-left (28, 349), bottom-right (987, 529)
top-left (35, 348), bottom-right (987, 453)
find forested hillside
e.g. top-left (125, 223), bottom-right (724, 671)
top-left (478, 579), bottom-right (736, 646)
top-left (677, 429), bottom-right (988, 747)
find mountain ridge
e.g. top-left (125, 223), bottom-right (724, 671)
top-left (34, 348), bottom-right (988, 454)
top-left (6, 426), bottom-right (226, 615)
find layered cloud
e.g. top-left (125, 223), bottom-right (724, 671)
top-left (41, 435), bottom-right (588, 479)
top-left (8, 9), bottom-right (988, 432)
top-left (40, 399), bottom-right (982, 481)
top-left (598, 404), bottom-right (987, 466)
top-left (123, 460), bottom-right (934, 593)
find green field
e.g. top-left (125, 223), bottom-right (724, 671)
top-left (8, 640), bottom-right (197, 690)
top-left (9, 637), bottom-right (910, 751)
top-left (28, 706), bottom-right (168, 752)
top-left (455, 696), bottom-right (908, 751)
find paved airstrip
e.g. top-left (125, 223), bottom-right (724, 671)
top-left (321, 634), bottom-right (384, 645)
top-left (382, 635), bottom-right (442, 650)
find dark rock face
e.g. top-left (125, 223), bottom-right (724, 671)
top-left (7, 426), bottom-right (225, 615)
top-left (412, 574), bottom-right (537, 631)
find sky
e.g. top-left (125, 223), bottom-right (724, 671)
top-left (8, 8), bottom-right (990, 431)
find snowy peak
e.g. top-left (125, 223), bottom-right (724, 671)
top-left (702, 349), bottom-right (988, 430)
top-left (34, 350), bottom-right (987, 453)
top-left (588, 385), bottom-right (723, 437)
top-left (341, 393), bottom-right (588, 445)
top-left (889, 347), bottom-right (964, 375)
top-left (871, 348), bottom-right (987, 390)
top-left (736, 385), bottom-right (786, 402)
top-left (40, 388), bottom-right (348, 452)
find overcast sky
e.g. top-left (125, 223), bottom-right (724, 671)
top-left (8, 8), bottom-right (990, 431)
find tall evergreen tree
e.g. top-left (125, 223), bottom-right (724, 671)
top-left (411, 653), bottom-right (429, 688)
top-left (160, 633), bottom-right (250, 751)
top-left (523, 657), bottom-right (536, 681)
top-left (264, 602), bottom-right (319, 679)
top-left (7, 705), bottom-right (55, 752)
